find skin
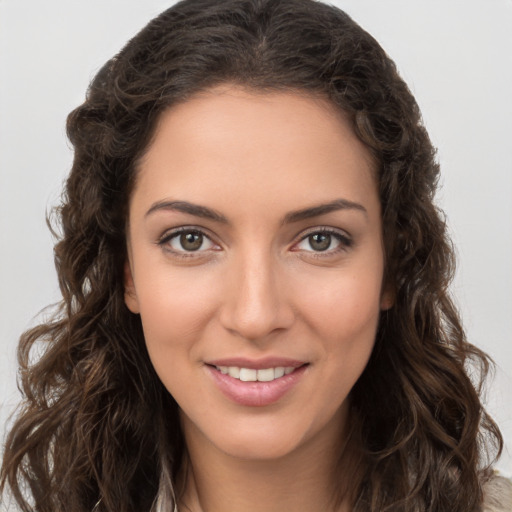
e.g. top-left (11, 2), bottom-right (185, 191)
top-left (125, 85), bottom-right (392, 512)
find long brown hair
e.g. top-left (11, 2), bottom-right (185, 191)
top-left (1, 1), bottom-right (502, 511)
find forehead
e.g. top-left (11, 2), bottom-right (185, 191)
top-left (132, 86), bottom-right (378, 217)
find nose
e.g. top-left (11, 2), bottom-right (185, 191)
top-left (219, 250), bottom-right (295, 342)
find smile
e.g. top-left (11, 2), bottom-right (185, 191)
top-left (215, 366), bottom-right (296, 382)
top-left (206, 361), bottom-right (308, 407)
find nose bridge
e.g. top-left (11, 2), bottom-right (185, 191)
top-left (221, 244), bottom-right (293, 341)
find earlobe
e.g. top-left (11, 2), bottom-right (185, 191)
top-left (124, 261), bottom-right (140, 314)
top-left (380, 284), bottom-right (395, 311)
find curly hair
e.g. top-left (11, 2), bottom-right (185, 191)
top-left (1, 0), bottom-right (503, 511)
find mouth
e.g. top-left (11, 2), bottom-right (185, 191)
top-left (205, 360), bottom-right (309, 407)
top-left (212, 365), bottom-right (298, 382)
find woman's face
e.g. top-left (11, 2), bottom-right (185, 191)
top-left (125, 86), bottom-right (392, 461)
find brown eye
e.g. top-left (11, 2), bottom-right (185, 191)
top-left (308, 233), bottom-right (331, 251)
top-left (163, 229), bottom-right (216, 253)
top-left (293, 229), bottom-right (352, 254)
top-left (180, 232), bottom-right (203, 251)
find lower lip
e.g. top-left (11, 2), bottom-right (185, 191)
top-left (206, 365), bottom-right (308, 407)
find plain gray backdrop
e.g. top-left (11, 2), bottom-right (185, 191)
top-left (1, 2), bottom-right (511, 501)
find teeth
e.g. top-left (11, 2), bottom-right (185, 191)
top-left (216, 366), bottom-right (297, 382)
top-left (257, 368), bottom-right (274, 382)
top-left (274, 367), bottom-right (285, 379)
top-left (228, 367), bottom-right (240, 379)
top-left (239, 368), bottom-right (257, 381)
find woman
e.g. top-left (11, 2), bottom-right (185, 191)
top-left (1, 0), bottom-right (510, 510)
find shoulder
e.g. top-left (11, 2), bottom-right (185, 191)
top-left (482, 472), bottom-right (512, 512)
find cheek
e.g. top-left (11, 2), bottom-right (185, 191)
top-left (295, 263), bottom-right (384, 341)
top-left (300, 272), bottom-right (382, 398)
top-left (291, 258), bottom-right (384, 395)
top-left (134, 267), bottom-right (220, 371)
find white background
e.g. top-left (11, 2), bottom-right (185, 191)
top-left (1, 1), bottom-right (511, 502)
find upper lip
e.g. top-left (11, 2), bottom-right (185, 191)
top-left (205, 357), bottom-right (307, 370)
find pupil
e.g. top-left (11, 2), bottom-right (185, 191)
top-left (180, 232), bottom-right (202, 251)
top-left (310, 233), bottom-right (331, 251)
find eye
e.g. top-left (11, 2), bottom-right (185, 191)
top-left (293, 229), bottom-right (352, 253)
top-left (159, 228), bottom-right (218, 254)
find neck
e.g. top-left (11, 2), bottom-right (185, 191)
top-left (177, 412), bottom-right (362, 512)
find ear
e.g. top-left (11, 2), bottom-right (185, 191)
top-left (380, 282), bottom-right (395, 311)
top-left (124, 260), bottom-right (140, 314)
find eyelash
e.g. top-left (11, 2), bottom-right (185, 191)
top-left (157, 226), bottom-right (353, 258)
top-left (157, 226), bottom-right (220, 258)
top-left (292, 227), bottom-right (353, 256)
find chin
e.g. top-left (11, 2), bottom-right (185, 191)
top-left (181, 406), bottom-right (345, 463)
top-left (218, 430), bottom-right (305, 461)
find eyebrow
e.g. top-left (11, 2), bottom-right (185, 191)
top-left (145, 198), bottom-right (367, 224)
top-left (282, 199), bottom-right (367, 224)
top-left (145, 200), bottom-right (228, 223)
